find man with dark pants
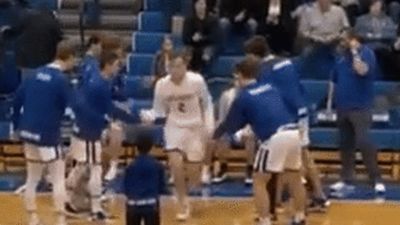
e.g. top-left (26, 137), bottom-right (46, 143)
top-left (329, 30), bottom-right (385, 196)
top-left (124, 132), bottom-right (166, 225)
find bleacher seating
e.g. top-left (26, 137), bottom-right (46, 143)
top-left (132, 32), bottom-right (183, 54)
top-left (124, 75), bottom-right (154, 99)
top-left (138, 12), bottom-right (169, 32)
top-left (127, 54), bottom-right (154, 76)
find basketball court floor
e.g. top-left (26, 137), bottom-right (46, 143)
top-left (1, 194), bottom-right (400, 225)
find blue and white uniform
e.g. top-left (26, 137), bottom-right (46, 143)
top-left (258, 56), bottom-right (309, 146)
top-left (213, 82), bottom-right (302, 173)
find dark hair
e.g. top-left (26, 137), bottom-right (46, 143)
top-left (55, 40), bottom-right (75, 61)
top-left (244, 36), bottom-right (271, 58)
top-left (236, 55), bottom-right (261, 79)
top-left (86, 34), bottom-right (101, 50)
top-left (135, 132), bottom-right (154, 154)
top-left (99, 51), bottom-right (119, 70)
top-left (101, 35), bottom-right (123, 52)
top-left (369, 0), bottom-right (383, 7)
top-left (341, 28), bottom-right (362, 42)
top-left (171, 48), bottom-right (191, 64)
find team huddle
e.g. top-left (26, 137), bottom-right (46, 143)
top-left (13, 34), bottom-right (330, 225)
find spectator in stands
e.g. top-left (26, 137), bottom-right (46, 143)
top-left (219, 0), bottom-right (259, 43)
top-left (329, 30), bottom-right (385, 196)
top-left (379, 24), bottom-right (400, 80)
top-left (337, 0), bottom-right (361, 26)
top-left (297, 0), bottom-right (349, 79)
top-left (387, 0), bottom-right (400, 24)
top-left (182, 0), bottom-right (220, 72)
top-left (152, 35), bottom-right (173, 84)
top-left (355, 0), bottom-right (397, 79)
top-left (354, 0), bottom-right (397, 50)
top-left (298, 0), bottom-right (349, 51)
top-left (2, 1), bottom-right (63, 79)
top-left (257, 0), bottom-right (298, 55)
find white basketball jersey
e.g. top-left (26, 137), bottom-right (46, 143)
top-left (153, 72), bottom-right (210, 128)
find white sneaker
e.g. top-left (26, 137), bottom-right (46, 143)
top-left (256, 217), bottom-right (272, 225)
top-left (176, 201), bottom-right (191, 221)
top-left (28, 215), bottom-right (41, 225)
top-left (201, 166), bottom-right (211, 184)
top-left (244, 177), bottom-right (253, 185)
top-left (329, 181), bottom-right (355, 192)
top-left (15, 184), bottom-right (26, 195)
top-left (104, 164), bottom-right (118, 182)
top-left (168, 175), bottom-right (174, 185)
top-left (375, 183), bottom-right (386, 194)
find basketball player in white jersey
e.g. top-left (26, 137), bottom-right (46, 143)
top-left (141, 51), bottom-right (212, 221)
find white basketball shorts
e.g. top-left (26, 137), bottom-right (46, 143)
top-left (164, 125), bottom-right (205, 163)
top-left (24, 143), bottom-right (64, 163)
top-left (254, 129), bottom-right (302, 173)
top-left (69, 136), bottom-right (102, 165)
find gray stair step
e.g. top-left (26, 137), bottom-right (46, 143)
top-left (59, 9), bottom-right (134, 15)
top-left (58, 13), bottom-right (137, 30)
top-left (62, 0), bottom-right (139, 11)
top-left (63, 30), bottom-right (132, 46)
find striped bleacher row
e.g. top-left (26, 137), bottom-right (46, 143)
top-left (1, 0), bottom-right (400, 179)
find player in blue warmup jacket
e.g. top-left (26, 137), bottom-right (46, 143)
top-left (244, 36), bottom-right (330, 212)
top-left (67, 51), bottom-right (140, 221)
top-left (12, 41), bottom-right (76, 225)
top-left (213, 56), bottom-right (306, 225)
top-left (78, 34), bottom-right (102, 86)
top-left (123, 132), bottom-right (166, 225)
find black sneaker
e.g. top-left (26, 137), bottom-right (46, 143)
top-left (90, 211), bottom-right (107, 221)
top-left (65, 203), bottom-right (86, 218)
top-left (291, 220), bottom-right (306, 225)
top-left (307, 198), bottom-right (330, 213)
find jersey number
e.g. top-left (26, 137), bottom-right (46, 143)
top-left (178, 102), bottom-right (186, 113)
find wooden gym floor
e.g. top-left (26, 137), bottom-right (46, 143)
top-left (0, 193), bottom-right (400, 225)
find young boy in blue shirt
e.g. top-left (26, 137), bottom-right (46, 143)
top-left (124, 132), bottom-right (166, 225)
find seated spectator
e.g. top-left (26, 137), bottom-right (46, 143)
top-left (152, 35), bottom-right (173, 84)
top-left (375, 24), bottom-right (400, 80)
top-left (355, 0), bottom-right (397, 79)
top-left (298, 0), bottom-right (349, 49)
top-left (354, 0), bottom-right (396, 50)
top-left (257, 0), bottom-right (298, 55)
top-left (338, 0), bottom-right (361, 26)
top-left (297, 0), bottom-right (349, 78)
top-left (219, 0), bottom-right (259, 40)
top-left (387, 0), bottom-right (400, 24)
top-left (182, 0), bottom-right (220, 72)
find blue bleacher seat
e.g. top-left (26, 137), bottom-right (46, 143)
top-left (144, 0), bottom-right (162, 11)
top-left (310, 127), bottom-right (400, 149)
top-left (132, 32), bottom-right (183, 54)
top-left (374, 81), bottom-right (399, 96)
top-left (209, 56), bottom-right (242, 78)
top-left (300, 80), bottom-right (329, 109)
top-left (29, 0), bottom-right (58, 10)
top-left (138, 12), bottom-right (169, 32)
top-left (127, 54), bottom-right (154, 76)
top-left (207, 77), bottom-right (233, 102)
top-left (124, 76), bottom-right (154, 99)
top-left (0, 51), bottom-right (21, 95)
top-left (0, 121), bottom-right (10, 141)
top-left (0, 99), bottom-right (12, 121)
